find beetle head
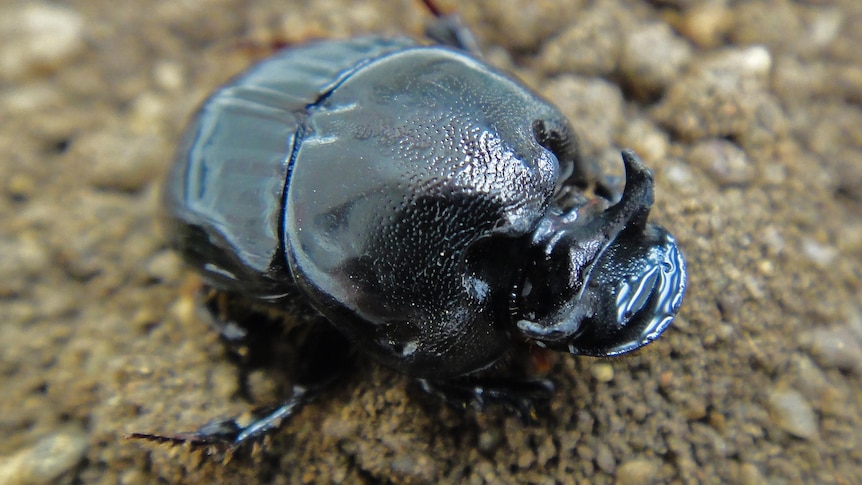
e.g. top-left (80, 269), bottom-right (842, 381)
top-left (515, 150), bottom-right (686, 356)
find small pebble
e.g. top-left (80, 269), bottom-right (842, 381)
top-left (677, 1), bottom-right (733, 49)
top-left (542, 76), bottom-right (624, 154)
top-left (8, 173), bottom-right (37, 200)
top-left (73, 129), bottom-right (166, 192)
top-left (389, 453), bottom-right (437, 483)
top-left (699, 45), bottom-right (772, 82)
top-left (616, 458), bottom-right (658, 485)
top-left (0, 428), bottom-right (89, 485)
top-left (120, 469), bottom-right (148, 485)
top-left (169, 294), bottom-right (197, 328)
top-left (0, 3), bottom-right (85, 80)
top-left (767, 387), bottom-right (818, 440)
top-left (594, 443), bottom-right (616, 474)
top-left (849, 310), bottom-right (862, 342)
top-left (536, 5), bottom-right (625, 76)
top-left (0, 235), bottom-right (50, 296)
top-left (153, 61), bottom-right (186, 92)
top-left (590, 363), bottom-right (615, 383)
top-left (688, 139), bottom-right (754, 187)
top-left (683, 398), bottom-right (708, 421)
top-left (793, 355), bottom-right (831, 398)
top-left (516, 448), bottom-right (536, 469)
top-left (0, 83), bottom-right (63, 114)
top-left (619, 22), bottom-right (692, 99)
top-left (731, 2), bottom-right (840, 57)
top-left (145, 250), bottom-right (183, 283)
top-left (739, 462), bottom-right (765, 485)
top-left (651, 45), bottom-right (781, 143)
top-left (792, 355), bottom-right (846, 416)
top-left (800, 238), bottom-right (837, 267)
top-left (619, 119), bottom-right (669, 163)
top-left (128, 92), bottom-right (170, 133)
top-left (799, 327), bottom-right (861, 374)
top-left (474, 0), bottom-right (578, 52)
top-left (477, 429), bottom-right (503, 454)
top-left (664, 162), bottom-right (696, 191)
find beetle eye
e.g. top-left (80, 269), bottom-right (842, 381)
top-left (532, 119), bottom-right (558, 154)
top-left (532, 118), bottom-right (578, 186)
top-left (532, 119), bottom-right (575, 158)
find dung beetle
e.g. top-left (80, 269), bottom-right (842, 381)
top-left (133, 3), bottom-right (686, 450)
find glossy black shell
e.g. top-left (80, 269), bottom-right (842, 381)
top-left (163, 36), bottom-right (685, 380)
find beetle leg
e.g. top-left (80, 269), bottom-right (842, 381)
top-left (196, 289), bottom-right (296, 402)
top-left (198, 288), bottom-right (330, 401)
top-left (130, 310), bottom-right (356, 451)
top-left (127, 384), bottom-right (317, 449)
top-left (417, 377), bottom-right (554, 423)
top-left (421, 0), bottom-right (482, 55)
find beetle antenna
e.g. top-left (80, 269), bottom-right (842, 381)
top-left (420, 0), bottom-right (445, 18)
top-left (420, 0), bottom-right (482, 55)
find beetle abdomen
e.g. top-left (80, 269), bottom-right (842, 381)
top-left (161, 37), bottom-right (417, 300)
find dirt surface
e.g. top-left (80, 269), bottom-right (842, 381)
top-left (1, 0), bottom-right (861, 483)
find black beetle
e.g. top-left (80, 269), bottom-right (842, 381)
top-left (133, 4), bottom-right (686, 449)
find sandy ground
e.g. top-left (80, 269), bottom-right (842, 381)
top-left (1, 0), bottom-right (860, 483)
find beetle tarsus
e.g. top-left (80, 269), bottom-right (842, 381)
top-left (128, 383), bottom-right (321, 450)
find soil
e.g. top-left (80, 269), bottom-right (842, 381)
top-left (1, 0), bottom-right (860, 484)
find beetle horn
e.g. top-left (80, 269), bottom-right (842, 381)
top-left (582, 149), bottom-right (654, 244)
top-left (516, 150), bottom-right (686, 356)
